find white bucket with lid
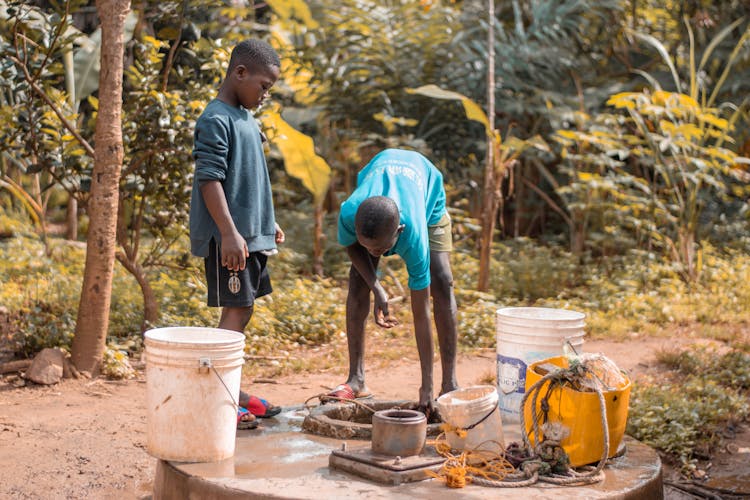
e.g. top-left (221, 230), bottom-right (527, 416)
top-left (436, 385), bottom-right (504, 453)
top-left (145, 327), bottom-right (245, 462)
top-left (496, 307), bottom-right (586, 424)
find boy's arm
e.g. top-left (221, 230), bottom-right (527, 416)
top-left (200, 181), bottom-right (248, 271)
top-left (347, 243), bottom-right (398, 328)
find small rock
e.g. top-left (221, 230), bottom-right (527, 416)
top-left (726, 443), bottom-right (739, 454)
top-left (25, 348), bottom-right (65, 385)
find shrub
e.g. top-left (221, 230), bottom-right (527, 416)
top-left (627, 376), bottom-right (749, 474)
top-left (628, 347), bottom-right (750, 473)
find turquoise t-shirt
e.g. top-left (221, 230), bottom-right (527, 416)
top-left (338, 149), bottom-right (446, 290)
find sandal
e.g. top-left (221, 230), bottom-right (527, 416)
top-left (244, 395), bottom-right (282, 418)
top-left (237, 407), bottom-right (258, 430)
top-left (320, 383), bottom-right (374, 403)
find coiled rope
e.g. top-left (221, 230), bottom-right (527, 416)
top-left (429, 362), bottom-right (610, 488)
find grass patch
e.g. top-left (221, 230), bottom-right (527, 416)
top-left (628, 348), bottom-right (750, 474)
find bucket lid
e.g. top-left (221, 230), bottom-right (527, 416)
top-left (496, 307), bottom-right (586, 325)
top-left (144, 327), bottom-right (245, 346)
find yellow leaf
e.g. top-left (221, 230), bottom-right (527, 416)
top-left (373, 112), bottom-right (417, 133)
top-left (675, 123), bottom-right (702, 141)
top-left (40, 127), bottom-right (60, 138)
top-left (659, 120), bottom-right (676, 135)
top-left (675, 93), bottom-right (699, 109)
top-left (260, 110), bottom-right (331, 204)
top-left (265, 0), bottom-right (319, 28)
top-left (706, 147), bottom-right (736, 164)
top-left (652, 90), bottom-right (672, 106)
top-left (606, 92), bottom-right (638, 109)
top-left (696, 111), bottom-right (729, 130)
top-left (407, 85), bottom-right (491, 134)
top-left (188, 100), bottom-right (204, 111)
top-left (556, 130), bottom-right (580, 140)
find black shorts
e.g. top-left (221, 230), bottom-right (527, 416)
top-left (205, 239), bottom-right (272, 308)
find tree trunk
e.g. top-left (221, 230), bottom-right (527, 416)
top-left (312, 203), bottom-right (325, 276)
top-left (71, 0), bottom-right (131, 374)
top-left (478, 164), bottom-right (500, 292)
top-left (116, 252), bottom-right (158, 331)
top-left (477, 0), bottom-right (496, 292)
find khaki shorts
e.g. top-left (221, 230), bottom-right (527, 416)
top-left (428, 212), bottom-right (453, 252)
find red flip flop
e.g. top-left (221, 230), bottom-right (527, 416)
top-left (245, 395), bottom-right (282, 418)
top-left (321, 383), bottom-right (373, 403)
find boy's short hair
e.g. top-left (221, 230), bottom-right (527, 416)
top-left (228, 39), bottom-right (280, 74)
top-left (355, 196), bottom-right (399, 239)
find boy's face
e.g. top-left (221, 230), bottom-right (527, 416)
top-left (233, 64), bottom-right (280, 110)
top-left (358, 224), bottom-right (405, 257)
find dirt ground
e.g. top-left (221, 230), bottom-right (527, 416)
top-left (1, 335), bottom-right (748, 499)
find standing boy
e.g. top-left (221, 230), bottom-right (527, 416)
top-left (190, 39), bottom-right (284, 428)
top-left (328, 148), bottom-right (459, 415)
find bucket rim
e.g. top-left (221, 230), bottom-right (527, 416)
top-left (496, 307), bottom-right (586, 323)
top-left (436, 385), bottom-right (498, 407)
top-left (144, 327), bottom-right (245, 346)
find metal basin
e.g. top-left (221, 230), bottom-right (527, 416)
top-left (371, 409), bottom-right (426, 457)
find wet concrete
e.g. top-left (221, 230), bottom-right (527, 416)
top-left (153, 406), bottom-right (664, 499)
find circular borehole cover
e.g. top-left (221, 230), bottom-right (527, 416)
top-left (302, 400), bottom-right (443, 440)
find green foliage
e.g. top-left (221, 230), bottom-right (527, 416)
top-left (11, 300), bottom-right (77, 357)
top-left (251, 276), bottom-right (346, 347)
top-left (628, 348), bottom-right (750, 473)
top-left (657, 347), bottom-right (750, 390)
top-left (455, 294), bottom-right (497, 349)
top-left (555, 86), bottom-right (749, 279)
top-left (450, 0), bottom-right (624, 118)
top-left (492, 239), bottom-right (583, 300)
top-left (288, 0), bottom-right (460, 130)
top-left (0, 235), bottom-right (80, 354)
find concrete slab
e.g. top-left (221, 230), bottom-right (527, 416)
top-left (153, 407), bottom-right (663, 499)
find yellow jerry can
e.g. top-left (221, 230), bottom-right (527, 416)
top-left (523, 356), bottom-right (631, 468)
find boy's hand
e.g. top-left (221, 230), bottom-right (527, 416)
top-left (221, 230), bottom-right (249, 271)
top-left (373, 283), bottom-right (398, 328)
top-left (274, 223), bottom-right (285, 244)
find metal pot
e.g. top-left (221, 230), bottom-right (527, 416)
top-left (371, 409), bottom-right (427, 457)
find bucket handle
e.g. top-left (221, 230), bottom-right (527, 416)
top-left (563, 337), bottom-right (580, 356)
top-left (458, 399), bottom-right (499, 432)
top-left (200, 357), bottom-right (240, 410)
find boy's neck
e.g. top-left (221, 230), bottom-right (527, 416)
top-left (215, 85), bottom-right (238, 107)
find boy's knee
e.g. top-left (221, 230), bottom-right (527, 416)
top-left (430, 265), bottom-right (454, 292)
top-left (224, 305), bottom-right (254, 324)
top-left (348, 267), bottom-right (369, 293)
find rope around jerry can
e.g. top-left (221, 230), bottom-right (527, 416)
top-left (521, 364), bottom-right (609, 486)
top-left (428, 362), bottom-right (610, 489)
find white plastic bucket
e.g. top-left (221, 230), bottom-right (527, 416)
top-left (496, 307), bottom-right (586, 423)
top-left (145, 327), bottom-right (245, 462)
top-left (436, 386), bottom-right (504, 453)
